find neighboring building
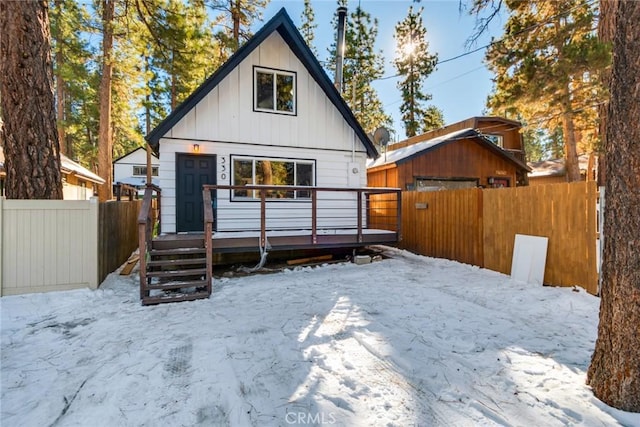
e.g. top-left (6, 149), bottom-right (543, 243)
top-left (367, 117), bottom-right (530, 191)
top-left (528, 154), bottom-right (596, 185)
top-left (0, 146), bottom-right (104, 199)
top-left (113, 147), bottom-right (160, 195)
top-left (146, 8), bottom-right (378, 233)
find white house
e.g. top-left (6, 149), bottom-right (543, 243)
top-left (146, 8), bottom-right (379, 234)
top-left (113, 147), bottom-right (160, 194)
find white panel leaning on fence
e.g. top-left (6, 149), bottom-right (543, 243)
top-left (0, 197), bottom-right (99, 296)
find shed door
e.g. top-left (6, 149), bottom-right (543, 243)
top-left (176, 153), bottom-right (216, 232)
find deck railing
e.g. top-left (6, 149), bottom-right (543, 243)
top-left (114, 183), bottom-right (138, 201)
top-left (138, 184), bottom-right (161, 299)
top-left (202, 184), bottom-right (400, 290)
top-left (202, 184), bottom-right (401, 245)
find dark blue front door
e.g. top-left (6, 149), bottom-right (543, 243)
top-left (176, 153), bottom-right (216, 232)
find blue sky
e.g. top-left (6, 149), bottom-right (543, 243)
top-left (257, 0), bottom-right (504, 141)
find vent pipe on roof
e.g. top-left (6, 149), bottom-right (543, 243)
top-left (335, 6), bottom-right (348, 94)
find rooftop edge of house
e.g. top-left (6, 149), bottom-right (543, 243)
top-left (145, 7), bottom-right (379, 160)
top-left (0, 146), bottom-right (104, 185)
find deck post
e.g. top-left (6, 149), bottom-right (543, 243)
top-left (203, 187), bottom-right (214, 296)
top-left (396, 190), bottom-right (402, 242)
top-left (311, 189), bottom-right (317, 244)
top-left (138, 186), bottom-right (155, 300)
top-left (260, 189), bottom-right (266, 248)
top-left (357, 190), bottom-right (363, 243)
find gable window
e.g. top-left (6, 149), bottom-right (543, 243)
top-left (133, 165), bottom-right (158, 176)
top-left (232, 156), bottom-right (314, 200)
top-left (485, 134), bottom-right (504, 148)
top-left (254, 67), bottom-right (296, 114)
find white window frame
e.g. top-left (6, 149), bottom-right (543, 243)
top-left (231, 155), bottom-right (314, 201)
top-left (253, 67), bottom-right (296, 115)
top-left (132, 165), bottom-right (159, 177)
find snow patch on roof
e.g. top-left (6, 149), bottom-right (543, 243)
top-left (367, 128), bottom-right (475, 169)
top-left (60, 154), bottom-right (105, 184)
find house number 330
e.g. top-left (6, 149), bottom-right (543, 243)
top-left (219, 157), bottom-right (227, 181)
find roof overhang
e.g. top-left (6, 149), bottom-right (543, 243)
top-left (368, 128), bottom-right (531, 172)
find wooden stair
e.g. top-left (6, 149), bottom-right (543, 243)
top-left (141, 235), bottom-right (211, 305)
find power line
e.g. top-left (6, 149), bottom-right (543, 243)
top-left (374, 0), bottom-right (597, 82)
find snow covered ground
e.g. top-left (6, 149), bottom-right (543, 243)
top-left (2, 247), bottom-right (639, 427)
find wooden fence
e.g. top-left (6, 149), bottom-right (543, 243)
top-left (98, 199), bottom-right (142, 284)
top-left (1, 197), bottom-right (142, 296)
top-left (399, 182), bottom-right (599, 294)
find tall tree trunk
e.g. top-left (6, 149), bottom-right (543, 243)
top-left (232, 0), bottom-right (240, 46)
top-left (55, 50), bottom-right (68, 156)
top-left (97, 0), bottom-right (114, 202)
top-left (52, 0), bottom-right (67, 157)
top-left (596, 0), bottom-right (617, 186)
top-left (561, 85), bottom-right (581, 182)
top-left (0, 0), bottom-right (63, 200)
top-left (587, 0), bottom-right (640, 412)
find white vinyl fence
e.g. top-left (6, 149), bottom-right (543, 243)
top-left (0, 197), bottom-right (99, 296)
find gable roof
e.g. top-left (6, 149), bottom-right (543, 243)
top-left (113, 147), bottom-right (158, 164)
top-left (367, 128), bottom-right (531, 171)
top-left (60, 153), bottom-right (105, 184)
top-left (0, 146), bottom-right (104, 184)
top-left (145, 8), bottom-right (379, 159)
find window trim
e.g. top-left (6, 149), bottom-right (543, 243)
top-left (485, 134), bottom-right (504, 148)
top-left (230, 155), bottom-right (315, 201)
top-left (253, 66), bottom-right (297, 115)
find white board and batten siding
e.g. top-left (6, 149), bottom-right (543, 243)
top-left (0, 197), bottom-right (99, 296)
top-left (158, 32), bottom-right (369, 233)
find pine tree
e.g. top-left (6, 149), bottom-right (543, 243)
top-left (209, 0), bottom-right (269, 54)
top-left (147, 0), bottom-right (222, 110)
top-left (300, 0), bottom-right (318, 56)
top-left (587, 0), bottom-right (640, 412)
top-left (0, 0), bottom-right (63, 199)
top-left (485, 0), bottom-right (609, 181)
top-left (328, 4), bottom-right (391, 134)
top-left (422, 105), bottom-right (444, 133)
top-left (50, 0), bottom-right (96, 161)
top-left (96, 0), bottom-right (115, 201)
top-left (393, 6), bottom-right (439, 137)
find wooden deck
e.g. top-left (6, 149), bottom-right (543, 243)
top-left (152, 228), bottom-right (398, 253)
top-left (138, 185), bottom-right (401, 304)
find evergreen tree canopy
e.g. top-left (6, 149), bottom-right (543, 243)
top-left (300, 0), bottom-right (318, 56)
top-left (328, 3), bottom-right (391, 134)
top-left (393, 6), bottom-right (440, 137)
top-left (485, 0), bottom-right (609, 179)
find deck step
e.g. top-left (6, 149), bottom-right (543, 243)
top-left (146, 280), bottom-right (208, 291)
top-left (146, 268), bottom-right (206, 279)
top-left (152, 237), bottom-right (205, 251)
top-left (149, 247), bottom-right (206, 257)
top-left (147, 258), bottom-right (207, 268)
top-left (142, 291), bottom-right (209, 306)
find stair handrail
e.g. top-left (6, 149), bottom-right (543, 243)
top-left (203, 187), bottom-right (214, 296)
top-left (138, 184), bottom-right (161, 300)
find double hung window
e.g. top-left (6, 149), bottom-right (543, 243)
top-left (254, 67), bottom-right (296, 114)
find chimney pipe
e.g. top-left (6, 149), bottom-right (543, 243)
top-left (335, 6), bottom-right (347, 93)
